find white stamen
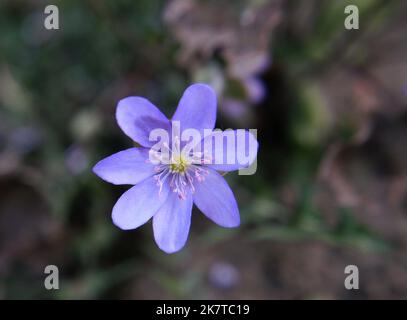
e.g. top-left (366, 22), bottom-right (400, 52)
top-left (152, 141), bottom-right (211, 199)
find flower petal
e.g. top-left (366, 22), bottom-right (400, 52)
top-left (201, 130), bottom-right (258, 172)
top-left (172, 83), bottom-right (217, 134)
top-left (153, 192), bottom-right (193, 254)
top-left (93, 148), bottom-right (155, 185)
top-left (112, 177), bottom-right (169, 230)
top-left (193, 168), bottom-right (240, 227)
top-left (116, 96), bottom-right (170, 147)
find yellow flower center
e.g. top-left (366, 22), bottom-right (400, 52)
top-left (169, 155), bottom-right (189, 173)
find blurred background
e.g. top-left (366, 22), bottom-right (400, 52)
top-left (0, 0), bottom-right (406, 299)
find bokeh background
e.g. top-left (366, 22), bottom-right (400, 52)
top-left (1, 0), bottom-right (407, 299)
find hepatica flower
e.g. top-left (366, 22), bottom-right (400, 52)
top-left (93, 84), bottom-right (258, 253)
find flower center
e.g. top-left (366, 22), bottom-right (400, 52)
top-left (169, 155), bottom-right (189, 173)
top-left (148, 136), bottom-right (211, 200)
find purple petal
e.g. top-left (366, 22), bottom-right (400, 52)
top-left (193, 168), bottom-right (240, 227)
top-left (172, 84), bottom-right (217, 134)
top-left (153, 192), bottom-right (193, 254)
top-left (112, 177), bottom-right (170, 230)
top-left (116, 97), bottom-right (170, 147)
top-left (93, 148), bottom-right (155, 185)
top-left (202, 130), bottom-right (258, 172)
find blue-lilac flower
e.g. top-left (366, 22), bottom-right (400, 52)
top-left (93, 83), bottom-right (258, 253)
